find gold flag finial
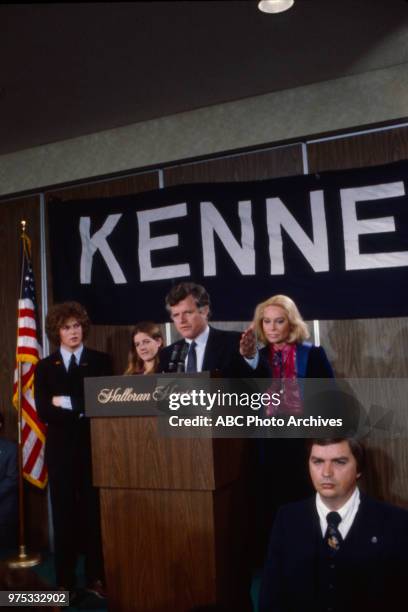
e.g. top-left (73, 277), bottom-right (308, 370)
top-left (20, 220), bottom-right (31, 258)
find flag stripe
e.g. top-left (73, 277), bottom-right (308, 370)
top-left (18, 306), bottom-right (35, 316)
top-left (17, 346), bottom-right (39, 358)
top-left (18, 327), bottom-right (37, 338)
top-left (22, 400), bottom-right (47, 437)
top-left (18, 317), bottom-right (37, 329)
top-left (24, 437), bottom-right (42, 474)
top-left (17, 328), bottom-right (38, 355)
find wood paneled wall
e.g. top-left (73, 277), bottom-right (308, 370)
top-left (2, 127), bottom-right (408, 552)
top-left (307, 128), bottom-right (408, 379)
top-left (307, 129), bottom-right (408, 505)
top-left (163, 145), bottom-right (304, 185)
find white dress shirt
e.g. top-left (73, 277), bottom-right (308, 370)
top-left (184, 327), bottom-right (210, 372)
top-left (58, 344), bottom-right (84, 410)
top-left (184, 326), bottom-right (253, 371)
top-left (316, 487), bottom-right (361, 539)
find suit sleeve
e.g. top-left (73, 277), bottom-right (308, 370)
top-left (389, 506), bottom-right (408, 604)
top-left (258, 508), bottom-right (287, 612)
top-left (0, 443), bottom-right (18, 501)
top-left (72, 351), bottom-right (113, 414)
top-left (35, 359), bottom-right (79, 425)
top-left (223, 333), bottom-right (271, 378)
top-left (307, 346), bottom-right (334, 378)
top-left (35, 351), bottom-right (113, 424)
top-left (158, 345), bottom-right (172, 373)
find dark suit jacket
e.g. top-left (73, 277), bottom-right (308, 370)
top-left (35, 347), bottom-right (112, 477)
top-left (259, 494), bottom-right (408, 612)
top-left (0, 438), bottom-right (18, 545)
top-left (159, 326), bottom-right (264, 377)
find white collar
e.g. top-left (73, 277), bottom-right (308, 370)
top-left (316, 487), bottom-right (360, 538)
top-left (60, 344), bottom-right (84, 369)
top-left (185, 325), bottom-right (210, 347)
top-left (316, 486), bottom-right (360, 518)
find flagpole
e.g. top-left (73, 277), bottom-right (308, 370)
top-left (7, 220), bottom-right (41, 569)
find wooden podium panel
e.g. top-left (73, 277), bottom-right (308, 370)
top-left (90, 413), bottom-right (252, 611)
top-left (99, 484), bottom-right (251, 612)
top-left (91, 417), bottom-right (247, 491)
top-left (100, 488), bottom-right (216, 611)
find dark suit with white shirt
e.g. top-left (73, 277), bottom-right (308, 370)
top-left (35, 347), bottom-right (112, 589)
top-left (159, 325), bottom-right (266, 377)
top-left (259, 493), bottom-right (408, 612)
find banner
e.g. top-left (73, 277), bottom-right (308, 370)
top-left (48, 160), bottom-right (408, 323)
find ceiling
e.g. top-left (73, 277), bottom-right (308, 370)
top-left (1, 0), bottom-right (408, 156)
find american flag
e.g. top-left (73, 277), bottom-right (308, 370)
top-left (13, 232), bottom-right (47, 488)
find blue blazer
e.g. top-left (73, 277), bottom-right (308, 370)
top-left (259, 493), bottom-right (408, 612)
top-left (258, 341), bottom-right (334, 379)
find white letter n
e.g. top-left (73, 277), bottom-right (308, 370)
top-left (266, 191), bottom-right (329, 275)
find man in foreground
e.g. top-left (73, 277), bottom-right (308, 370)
top-left (259, 438), bottom-right (408, 612)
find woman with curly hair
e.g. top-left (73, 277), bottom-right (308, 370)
top-left (35, 301), bottom-right (112, 603)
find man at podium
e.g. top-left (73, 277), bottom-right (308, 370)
top-left (159, 282), bottom-right (258, 376)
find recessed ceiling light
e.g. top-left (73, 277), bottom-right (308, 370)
top-left (258, 0), bottom-right (295, 14)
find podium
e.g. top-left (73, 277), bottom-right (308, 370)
top-left (87, 375), bottom-right (253, 612)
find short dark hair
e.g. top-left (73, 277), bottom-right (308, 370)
top-left (45, 302), bottom-right (90, 346)
top-left (0, 412), bottom-right (3, 429)
top-left (308, 438), bottom-right (365, 473)
top-left (165, 282), bottom-right (211, 313)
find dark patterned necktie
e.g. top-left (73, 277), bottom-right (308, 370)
top-left (325, 511), bottom-right (342, 553)
top-left (186, 341), bottom-right (197, 373)
top-left (68, 353), bottom-right (78, 374)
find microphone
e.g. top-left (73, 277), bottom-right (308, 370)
top-left (168, 344), bottom-right (181, 373)
top-left (177, 342), bottom-right (189, 373)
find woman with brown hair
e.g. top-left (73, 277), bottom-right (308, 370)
top-left (35, 301), bottom-right (112, 601)
top-left (124, 321), bottom-right (164, 375)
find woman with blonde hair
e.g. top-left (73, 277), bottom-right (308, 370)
top-left (253, 294), bottom-right (333, 386)
top-left (125, 321), bottom-right (164, 375)
top-left (251, 295), bottom-right (334, 565)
